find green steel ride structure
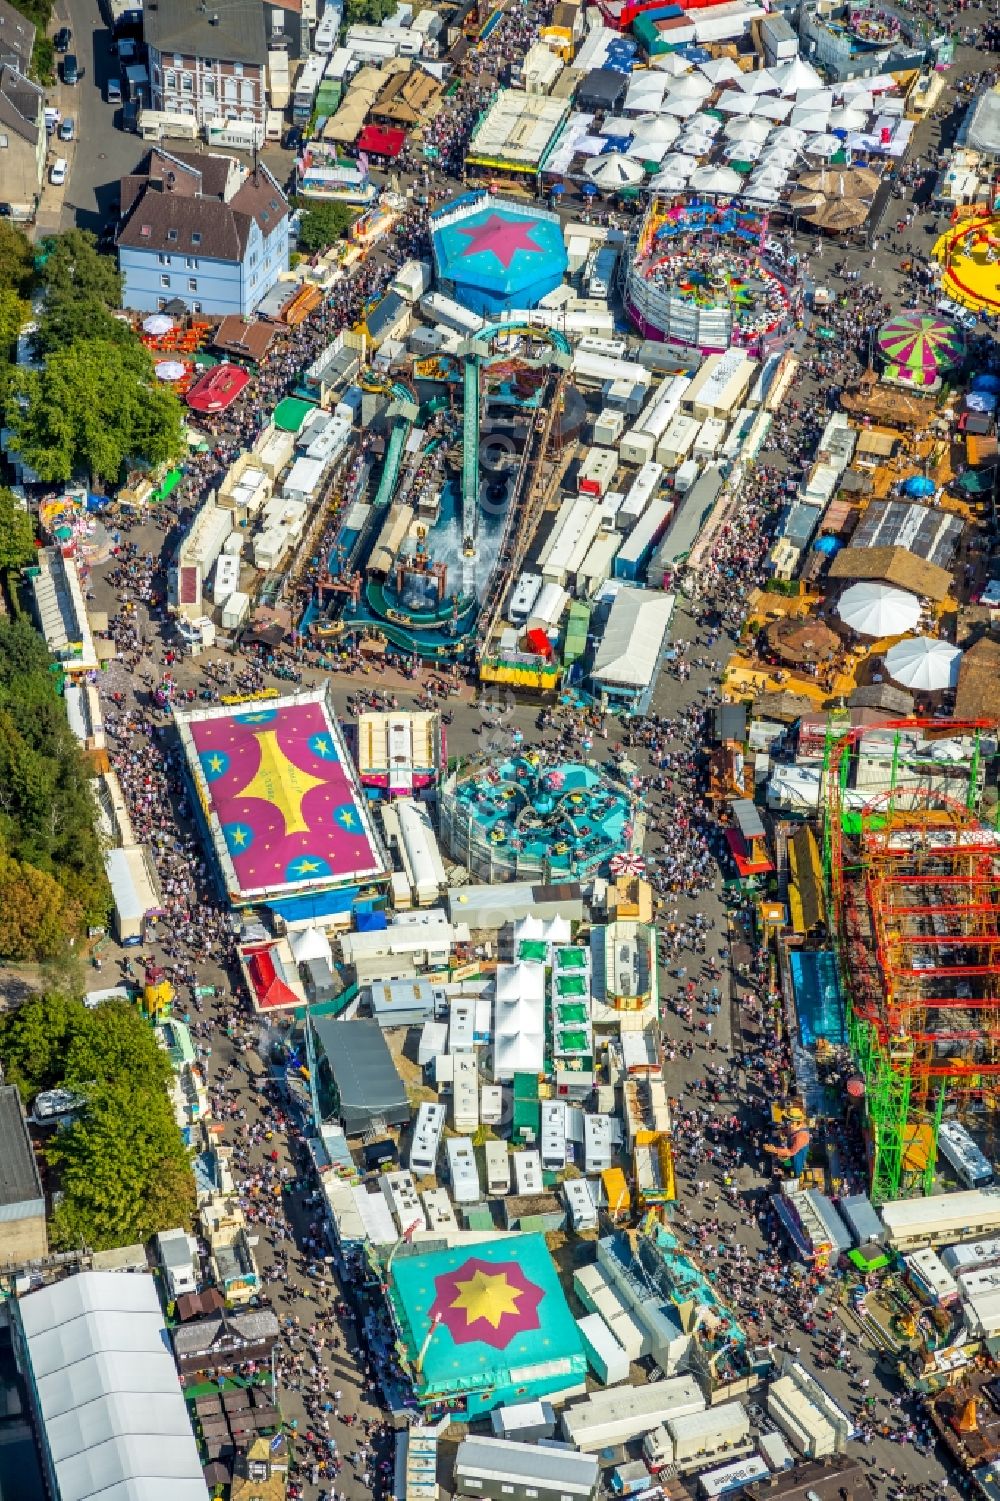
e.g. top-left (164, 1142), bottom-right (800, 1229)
top-left (823, 717), bottom-right (1000, 1204)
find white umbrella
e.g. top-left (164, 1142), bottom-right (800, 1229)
top-left (661, 92), bottom-right (703, 119)
top-left (584, 152), bottom-right (645, 188)
top-left (883, 637), bottom-right (963, 692)
top-left (738, 68), bottom-right (779, 95)
top-left (699, 56), bottom-right (744, 86)
top-left (653, 51), bottom-right (694, 78)
top-left (689, 165), bottom-right (743, 195)
top-left (718, 90), bottom-right (758, 115)
top-left (828, 106), bottom-right (867, 131)
top-left (143, 314), bottom-right (174, 335)
top-left (724, 138), bottom-right (763, 162)
top-left (625, 75), bottom-right (666, 113)
top-left (155, 360), bottom-right (186, 381)
top-left (797, 88), bottom-right (836, 111)
top-left (741, 183), bottom-right (781, 205)
top-left (724, 116), bottom-right (772, 144)
top-left (626, 115), bottom-right (681, 154)
top-left (686, 112), bottom-right (722, 136)
top-left (806, 132), bottom-right (844, 158)
top-left (648, 170), bottom-right (691, 193)
top-left (676, 134), bottom-right (714, 158)
top-left (749, 165), bottom-right (789, 190)
top-left (836, 583), bottom-right (921, 637)
top-left (840, 88), bottom-right (874, 111)
top-left (659, 152), bottom-right (699, 178)
top-left (759, 146), bottom-right (798, 169)
top-left (790, 108), bottom-right (831, 133)
top-left (667, 72), bottom-right (713, 100)
top-left (755, 96), bottom-right (795, 122)
top-left (769, 126), bottom-right (807, 149)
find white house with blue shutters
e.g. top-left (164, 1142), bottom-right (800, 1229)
top-left (116, 148), bottom-right (289, 316)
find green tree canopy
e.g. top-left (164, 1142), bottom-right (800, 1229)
top-left (344, 0), bottom-right (396, 24)
top-left (296, 200), bottom-right (357, 254)
top-left (10, 336), bottom-right (184, 486)
top-left (0, 221), bottom-right (35, 298)
top-left (0, 617), bottom-right (109, 945)
top-left (0, 487), bottom-right (35, 570)
top-left (40, 229), bottom-right (123, 305)
top-left (0, 994), bottom-right (196, 1250)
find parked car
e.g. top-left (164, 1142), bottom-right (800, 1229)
top-left (53, 26), bottom-right (71, 51)
top-left (106, 77), bottom-right (122, 104)
top-left (44, 107), bottom-right (60, 136)
top-left (122, 99), bottom-right (138, 132)
top-left (58, 117), bottom-right (75, 141)
top-left (49, 158), bottom-right (68, 186)
top-left (61, 53), bottom-right (79, 84)
top-left (282, 125), bottom-right (303, 151)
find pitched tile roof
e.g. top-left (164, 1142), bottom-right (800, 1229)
top-left (117, 155), bottom-right (287, 263)
top-left (0, 0), bottom-right (34, 73)
top-left (143, 0), bottom-right (266, 66)
top-left (0, 60), bottom-right (40, 143)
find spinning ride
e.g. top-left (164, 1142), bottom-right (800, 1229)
top-left (625, 197), bottom-right (795, 351)
top-left (933, 211), bottom-right (1000, 317)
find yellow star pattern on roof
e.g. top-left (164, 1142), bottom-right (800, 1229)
top-left (236, 729), bottom-right (325, 836)
top-left (450, 1269), bottom-right (524, 1330)
top-left (208, 754), bottom-right (225, 773)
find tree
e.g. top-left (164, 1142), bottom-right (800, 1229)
top-left (0, 221), bottom-right (35, 298)
top-left (33, 293), bottom-right (132, 359)
top-left (0, 850), bottom-right (82, 961)
top-left (296, 200), bottom-right (357, 254)
top-left (10, 336), bottom-right (184, 485)
top-left (344, 0), bottom-right (396, 24)
top-left (0, 995), bottom-right (197, 1250)
top-left (0, 487), bottom-right (35, 570)
top-left (40, 229), bottom-right (122, 306)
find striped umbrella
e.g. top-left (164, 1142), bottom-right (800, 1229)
top-left (876, 313), bottom-right (965, 379)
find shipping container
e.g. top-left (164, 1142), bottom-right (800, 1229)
top-left (615, 498), bottom-right (673, 582)
top-left (667, 1402), bottom-right (752, 1472)
top-left (616, 461), bottom-right (663, 531)
top-left (220, 591), bottom-right (251, 631)
top-left (578, 1311), bottom-right (629, 1385)
top-left (561, 1375), bottom-right (705, 1452)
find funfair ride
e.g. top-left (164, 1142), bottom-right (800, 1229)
top-left (824, 719), bottom-right (1000, 1204)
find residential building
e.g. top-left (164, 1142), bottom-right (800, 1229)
top-left (117, 147), bottom-right (289, 316)
top-left (0, 62), bottom-right (44, 219)
top-left (144, 0), bottom-right (267, 126)
top-left (0, 1084), bottom-right (47, 1266)
top-left (0, 0), bottom-right (33, 72)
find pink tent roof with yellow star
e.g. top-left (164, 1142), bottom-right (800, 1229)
top-left (176, 686), bottom-right (386, 900)
top-left (389, 1234), bottom-right (586, 1402)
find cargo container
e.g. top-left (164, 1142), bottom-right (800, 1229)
top-left (595, 409), bottom-right (626, 446)
top-left (617, 461), bottom-right (663, 531)
top-left (657, 413), bottom-right (700, 469)
top-left (578, 447), bottom-right (618, 499)
top-left (540, 496), bottom-right (603, 586)
top-left (667, 1402), bottom-right (752, 1472)
top-left (576, 529), bottom-right (621, 598)
top-left (579, 1312), bottom-right (629, 1386)
top-left (614, 498), bottom-right (673, 582)
top-left (390, 259), bottom-right (433, 303)
top-left (220, 591), bottom-right (250, 631)
top-left (561, 1374), bottom-right (705, 1452)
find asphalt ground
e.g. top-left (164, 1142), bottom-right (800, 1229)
top-left (35, 18), bottom-right (1000, 1501)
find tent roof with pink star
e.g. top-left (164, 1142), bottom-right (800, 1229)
top-left (431, 192), bottom-right (568, 315)
top-left (174, 685), bottom-right (388, 905)
top-left (388, 1234), bottom-right (586, 1414)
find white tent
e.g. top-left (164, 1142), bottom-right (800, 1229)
top-left (493, 961), bottom-right (546, 1078)
top-left (748, 164), bottom-right (789, 190)
top-left (592, 586), bottom-right (676, 693)
top-left (772, 55), bottom-right (823, 95)
top-left (724, 116), bottom-right (772, 144)
top-left (676, 132), bottom-right (714, 157)
top-left (698, 56), bottom-right (743, 86)
top-left (290, 926), bottom-right (333, 966)
top-left (836, 583), bottom-right (921, 637)
top-left (584, 152), bottom-right (645, 188)
top-left (741, 183), bottom-right (781, 205)
top-left (689, 165), bottom-right (743, 195)
top-left (839, 87), bottom-right (874, 111)
top-left (884, 636), bottom-right (963, 692)
top-left (685, 111), bottom-right (722, 136)
top-left (797, 88), bottom-right (836, 112)
top-left (759, 145), bottom-right (798, 169)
